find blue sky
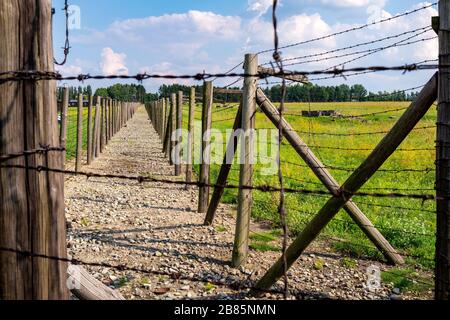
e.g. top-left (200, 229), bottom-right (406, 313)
top-left (53, 0), bottom-right (438, 93)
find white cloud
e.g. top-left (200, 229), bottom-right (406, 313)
top-left (109, 11), bottom-right (241, 41)
top-left (320, 0), bottom-right (385, 8)
top-left (100, 47), bottom-right (129, 76)
top-left (56, 64), bottom-right (82, 76)
top-left (247, 0), bottom-right (274, 16)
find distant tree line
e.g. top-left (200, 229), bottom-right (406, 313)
top-left (94, 84), bottom-right (148, 102)
top-left (58, 82), bottom-right (418, 105)
top-left (154, 83), bottom-right (418, 103)
top-left (57, 85), bottom-right (93, 101)
top-left (263, 83), bottom-right (420, 102)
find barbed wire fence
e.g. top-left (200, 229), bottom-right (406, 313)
top-left (0, 0), bottom-right (448, 301)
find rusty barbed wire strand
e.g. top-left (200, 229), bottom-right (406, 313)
top-left (0, 63), bottom-right (441, 85)
top-left (54, 0), bottom-right (71, 66)
top-left (285, 33), bottom-right (437, 69)
top-left (256, 2), bottom-right (438, 55)
top-left (261, 26), bottom-right (432, 66)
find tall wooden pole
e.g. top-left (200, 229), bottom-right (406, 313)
top-left (75, 94), bottom-right (84, 172)
top-left (87, 95), bottom-right (93, 165)
top-left (176, 91), bottom-right (184, 176)
top-left (161, 98), bottom-right (166, 143)
top-left (60, 87), bottom-right (69, 164)
top-left (186, 88), bottom-right (196, 188)
top-left (93, 96), bottom-right (101, 159)
top-left (0, 0), bottom-right (69, 300)
top-left (198, 82), bottom-right (213, 213)
top-left (232, 54), bottom-right (257, 268)
top-left (170, 93), bottom-right (177, 168)
top-left (205, 104), bottom-right (243, 225)
top-left (436, 0), bottom-right (450, 300)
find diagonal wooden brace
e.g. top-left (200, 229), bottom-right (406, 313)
top-left (254, 72), bottom-right (438, 292)
top-left (204, 103), bottom-right (243, 225)
top-left (256, 88), bottom-right (404, 265)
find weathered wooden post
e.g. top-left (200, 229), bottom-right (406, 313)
top-left (163, 97), bottom-right (172, 157)
top-left (0, 0), bottom-right (69, 299)
top-left (170, 93), bottom-right (177, 168)
top-left (232, 54), bottom-right (258, 267)
top-left (60, 87), bottom-right (69, 164)
top-left (186, 88), bottom-right (196, 188)
top-left (176, 91), bottom-right (184, 176)
top-left (100, 98), bottom-right (105, 153)
top-left (75, 93), bottom-right (84, 172)
top-left (204, 104), bottom-right (243, 225)
top-left (198, 82), bottom-right (213, 213)
top-left (161, 98), bottom-right (166, 142)
top-left (109, 100), bottom-right (113, 141)
top-left (436, 0), bottom-right (450, 300)
top-left (87, 95), bottom-right (94, 165)
top-left (93, 96), bottom-right (101, 159)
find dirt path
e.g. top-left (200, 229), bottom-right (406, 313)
top-left (65, 107), bottom-right (422, 300)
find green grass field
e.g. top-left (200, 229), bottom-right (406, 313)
top-left (183, 100), bottom-right (436, 270)
top-left (63, 107), bottom-right (92, 160)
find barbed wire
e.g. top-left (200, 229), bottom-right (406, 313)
top-left (323, 35), bottom-right (437, 72)
top-left (261, 26), bottom-right (432, 66)
top-left (0, 146), bottom-right (66, 163)
top-left (272, 0), bottom-right (289, 299)
top-left (0, 63), bottom-right (441, 85)
top-left (0, 163), bottom-right (437, 201)
top-left (53, 0), bottom-right (71, 66)
top-left (284, 33), bottom-right (436, 69)
top-left (256, 2), bottom-right (438, 55)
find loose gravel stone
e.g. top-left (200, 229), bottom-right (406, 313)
top-left (65, 108), bottom-right (432, 301)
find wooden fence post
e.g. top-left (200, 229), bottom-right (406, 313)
top-left (75, 93), bottom-right (84, 172)
top-left (161, 98), bottom-right (166, 142)
top-left (100, 98), bottom-right (105, 153)
top-left (87, 95), bottom-right (93, 165)
top-left (109, 100), bottom-right (113, 141)
top-left (204, 104), bottom-right (243, 225)
top-left (254, 73), bottom-right (438, 292)
top-left (170, 93), bottom-right (177, 167)
top-left (175, 91), bottom-right (184, 176)
top-left (0, 0), bottom-right (69, 299)
top-left (198, 82), bottom-right (213, 213)
top-left (436, 0), bottom-right (450, 300)
top-left (163, 97), bottom-right (172, 157)
top-left (186, 88), bottom-right (196, 188)
top-left (60, 87), bottom-right (69, 164)
top-left (93, 97), bottom-right (101, 159)
top-left (232, 54), bottom-right (258, 268)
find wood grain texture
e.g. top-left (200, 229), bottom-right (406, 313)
top-left (0, 0), bottom-right (69, 300)
top-left (436, 0), bottom-right (450, 300)
top-left (232, 54), bottom-right (258, 268)
top-left (198, 82), bottom-right (213, 213)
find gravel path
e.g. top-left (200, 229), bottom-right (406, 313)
top-left (65, 107), bottom-right (431, 300)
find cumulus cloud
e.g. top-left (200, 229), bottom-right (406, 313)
top-left (109, 11), bottom-right (241, 42)
top-left (56, 64), bottom-right (82, 76)
top-left (320, 0), bottom-right (385, 8)
top-left (100, 47), bottom-right (129, 76)
top-left (247, 0), bottom-right (275, 16)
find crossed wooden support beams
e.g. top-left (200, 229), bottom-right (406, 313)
top-left (253, 72), bottom-right (438, 292)
top-left (203, 72), bottom-right (438, 292)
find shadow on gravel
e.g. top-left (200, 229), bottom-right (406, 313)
top-left (70, 230), bottom-right (232, 266)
